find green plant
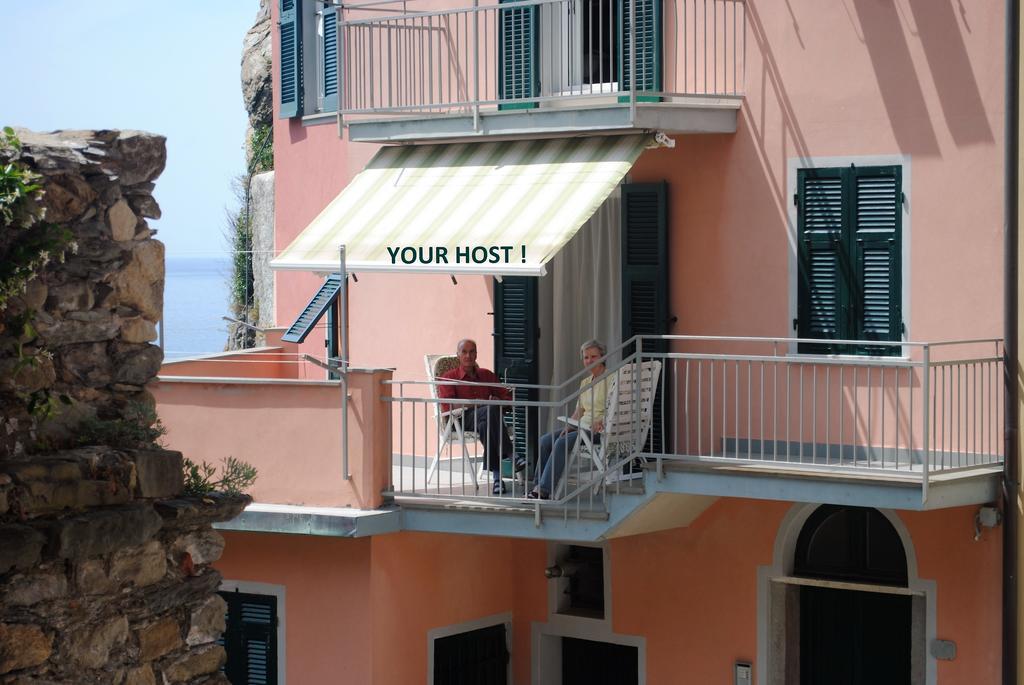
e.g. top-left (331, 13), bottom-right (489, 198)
top-left (227, 189), bottom-right (254, 316)
top-left (249, 123), bottom-right (273, 173)
top-left (182, 457), bottom-right (258, 496)
top-left (0, 127), bottom-right (73, 312)
top-left (75, 403), bottom-right (167, 449)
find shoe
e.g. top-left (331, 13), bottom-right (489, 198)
top-left (492, 480), bottom-right (508, 495)
top-left (514, 455), bottom-right (527, 473)
top-left (526, 490), bottom-right (549, 500)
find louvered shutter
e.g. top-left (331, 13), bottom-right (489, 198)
top-left (220, 591), bottom-right (278, 685)
top-left (621, 182), bottom-right (668, 453)
top-left (494, 276), bottom-right (538, 464)
top-left (498, 0), bottom-right (539, 110)
top-left (619, 0), bottom-right (662, 100)
top-left (279, 0), bottom-right (303, 118)
top-left (322, 4), bottom-right (339, 111)
top-left (851, 166), bottom-right (902, 356)
top-left (797, 169), bottom-right (849, 354)
top-left (281, 274), bottom-right (342, 343)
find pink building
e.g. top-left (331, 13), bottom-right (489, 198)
top-left (155, 0), bottom-right (1009, 682)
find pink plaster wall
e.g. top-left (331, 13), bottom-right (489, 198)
top-left (271, 0), bottom-right (1003, 394)
top-left (217, 532), bottom-right (373, 685)
top-left (611, 499), bottom-right (1002, 684)
top-left (369, 532), bottom-right (547, 684)
top-left (629, 0), bottom-right (1003, 344)
top-left (903, 506), bottom-right (1003, 684)
top-left (153, 369), bottom-right (391, 508)
top-left (217, 531), bottom-right (547, 685)
top-left (218, 500), bottom-right (1000, 683)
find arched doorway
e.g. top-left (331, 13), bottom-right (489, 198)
top-left (794, 505), bottom-right (912, 685)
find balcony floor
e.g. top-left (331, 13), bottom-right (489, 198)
top-left (345, 97), bottom-right (742, 144)
top-left (393, 451), bottom-right (1003, 541)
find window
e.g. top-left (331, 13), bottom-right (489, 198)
top-left (503, 0), bottom-right (662, 107)
top-left (796, 165), bottom-right (903, 356)
top-left (278, 0), bottom-right (340, 118)
top-left (433, 623), bottom-right (509, 685)
top-left (219, 590), bottom-right (279, 685)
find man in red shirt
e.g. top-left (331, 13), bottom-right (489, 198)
top-left (437, 338), bottom-right (522, 494)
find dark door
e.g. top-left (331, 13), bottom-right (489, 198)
top-left (795, 506), bottom-right (912, 685)
top-left (562, 637), bottom-right (638, 685)
top-left (494, 276), bottom-right (539, 465)
top-left (800, 586), bottom-right (911, 685)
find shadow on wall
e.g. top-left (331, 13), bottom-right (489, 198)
top-left (903, 0), bottom-right (993, 147)
top-left (745, 0), bottom-right (993, 176)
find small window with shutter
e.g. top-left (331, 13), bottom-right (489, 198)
top-left (219, 590), bottom-right (279, 685)
top-left (796, 165), bottom-right (903, 356)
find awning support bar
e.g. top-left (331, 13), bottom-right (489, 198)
top-left (340, 244), bottom-right (351, 481)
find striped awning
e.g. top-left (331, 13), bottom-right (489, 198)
top-left (271, 135), bottom-right (649, 276)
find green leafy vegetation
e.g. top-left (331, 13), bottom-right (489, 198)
top-left (75, 403), bottom-right (168, 450)
top-left (182, 456), bottom-right (258, 496)
top-left (224, 123), bottom-right (274, 346)
top-left (0, 127), bottom-right (75, 427)
top-left (0, 127), bottom-right (73, 312)
top-left (249, 123), bottom-right (273, 174)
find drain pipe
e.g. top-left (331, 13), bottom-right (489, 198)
top-left (1004, 1), bottom-right (1019, 682)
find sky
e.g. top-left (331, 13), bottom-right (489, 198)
top-left (0, 1), bottom-right (261, 259)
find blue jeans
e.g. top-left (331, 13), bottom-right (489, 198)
top-left (535, 428), bottom-right (581, 496)
top-left (461, 405), bottom-right (513, 477)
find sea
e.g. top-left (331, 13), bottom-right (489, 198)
top-left (162, 256), bottom-right (233, 360)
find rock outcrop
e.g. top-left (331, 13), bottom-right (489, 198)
top-left (241, 0), bottom-right (272, 163)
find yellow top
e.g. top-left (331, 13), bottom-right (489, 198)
top-left (577, 374), bottom-right (608, 430)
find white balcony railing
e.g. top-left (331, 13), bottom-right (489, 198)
top-left (384, 336), bottom-right (1004, 514)
top-left (339, 0), bottom-right (745, 118)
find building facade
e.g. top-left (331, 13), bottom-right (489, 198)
top-left (154, 0), bottom-right (1008, 682)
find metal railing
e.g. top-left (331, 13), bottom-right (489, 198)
top-left (383, 336), bottom-right (1004, 516)
top-left (339, 0), bottom-right (745, 118)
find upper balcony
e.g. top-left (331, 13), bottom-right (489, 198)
top-left (337, 0), bottom-right (745, 143)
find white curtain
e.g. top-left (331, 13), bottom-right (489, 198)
top-left (538, 188), bottom-right (622, 407)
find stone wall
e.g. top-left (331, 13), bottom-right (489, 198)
top-left (0, 128), bottom-right (167, 456)
top-left (0, 129), bottom-right (248, 684)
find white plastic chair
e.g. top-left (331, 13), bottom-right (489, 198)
top-left (424, 354), bottom-right (485, 489)
top-left (557, 360), bottom-right (662, 497)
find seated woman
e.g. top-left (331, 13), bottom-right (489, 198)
top-left (528, 340), bottom-right (608, 500)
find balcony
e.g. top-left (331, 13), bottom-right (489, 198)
top-left (152, 335), bottom-right (1004, 542)
top-left (338, 0), bottom-right (745, 142)
top-left (388, 336), bottom-right (1004, 539)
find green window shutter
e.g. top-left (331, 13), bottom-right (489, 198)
top-left (618, 0), bottom-right (662, 101)
top-left (279, 0), bottom-right (303, 118)
top-left (494, 276), bottom-right (538, 463)
top-left (797, 169), bottom-right (850, 354)
top-left (621, 182), bottom-right (668, 453)
top-left (219, 591), bottom-right (278, 685)
top-left (851, 166), bottom-right (902, 356)
top-left (322, 4), bottom-right (339, 111)
top-left (498, 0), bottom-right (538, 110)
top-left (281, 274), bottom-right (342, 343)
